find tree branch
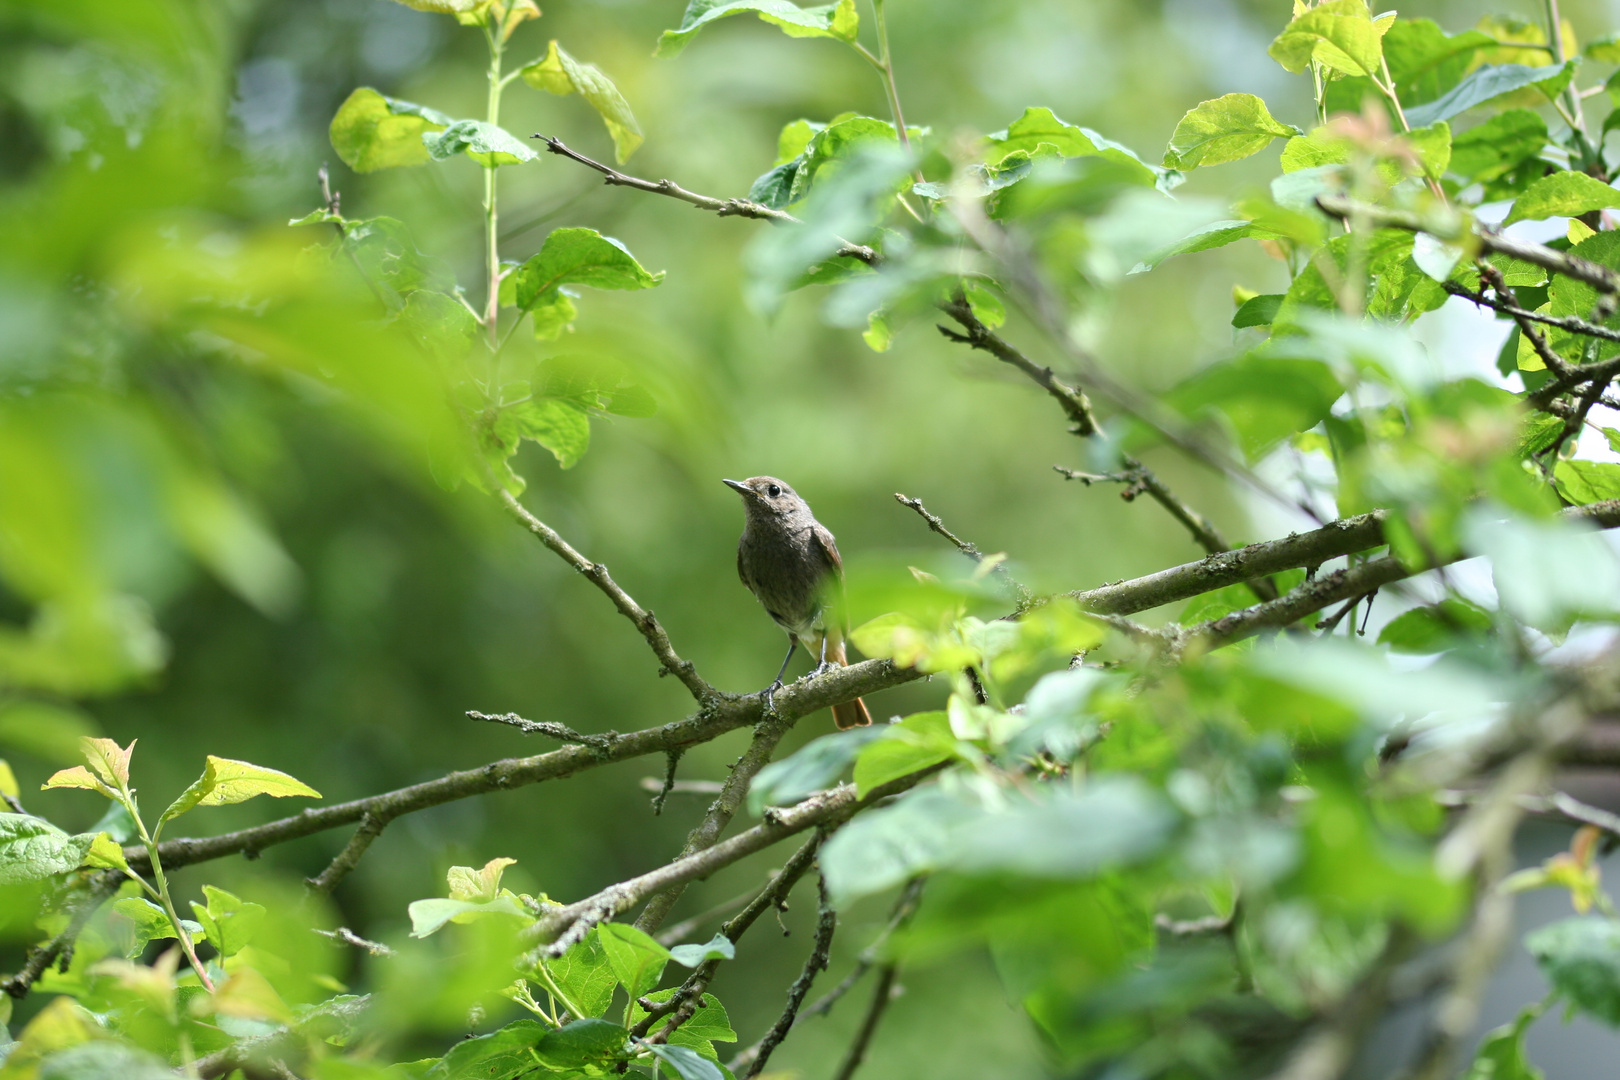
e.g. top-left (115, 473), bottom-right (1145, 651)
top-left (3, 872), bottom-right (122, 998)
top-left (633, 710), bottom-right (800, 936)
top-left (128, 657), bottom-right (921, 875)
top-left (830, 963), bottom-right (899, 1080)
top-left (523, 764), bottom-right (945, 958)
top-left (499, 489), bottom-right (711, 701)
top-left (304, 811), bottom-right (389, 894)
top-left (740, 874), bottom-right (838, 1078)
top-left (467, 710), bottom-right (614, 748)
top-left (894, 492), bottom-right (1031, 606)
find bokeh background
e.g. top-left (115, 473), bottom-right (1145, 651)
top-left (6, 0), bottom-right (1620, 1074)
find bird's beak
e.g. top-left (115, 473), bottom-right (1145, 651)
top-left (722, 478), bottom-right (752, 497)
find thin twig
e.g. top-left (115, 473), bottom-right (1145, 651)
top-left (894, 493), bottom-right (1031, 605)
top-left (633, 710), bottom-right (800, 936)
top-left (741, 875), bottom-right (838, 1078)
top-left (830, 964), bottom-right (900, 1080)
top-left (650, 748), bottom-right (684, 815)
top-left (2, 872), bottom-right (121, 998)
top-left (1444, 281), bottom-right (1620, 347)
top-left (638, 777), bottom-right (726, 797)
top-left (467, 710), bottom-right (615, 749)
top-left (305, 811), bottom-right (390, 894)
top-left (315, 927), bottom-right (396, 957)
top-left (499, 489), bottom-right (712, 701)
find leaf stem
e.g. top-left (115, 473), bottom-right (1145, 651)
top-left (125, 790), bottom-right (215, 993)
top-left (532, 957), bottom-right (587, 1020)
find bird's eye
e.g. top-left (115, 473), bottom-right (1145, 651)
top-left (767, 484), bottom-right (781, 497)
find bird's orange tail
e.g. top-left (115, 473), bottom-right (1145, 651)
top-left (822, 634), bottom-right (872, 729)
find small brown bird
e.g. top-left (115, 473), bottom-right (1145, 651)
top-left (724, 476), bottom-right (872, 729)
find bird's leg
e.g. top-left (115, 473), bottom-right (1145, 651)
top-left (761, 638), bottom-right (798, 713)
top-left (811, 634), bottom-right (838, 678)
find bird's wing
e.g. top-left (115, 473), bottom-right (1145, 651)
top-left (736, 536), bottom-right (752, 594)
top-left (811, 523), bottom-right (849, 632)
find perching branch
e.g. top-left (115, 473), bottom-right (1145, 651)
top-left (499, 489), bottom-right (712, 701)
top-left (129, 656), bottom-right (920, 876)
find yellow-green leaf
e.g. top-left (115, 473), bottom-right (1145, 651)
top-left (521, 41), bottom-right (643, 162)
top-left (82, 831), bottom-right (129, 871)
top-left (656, 0), bottom-right (859, 59)
top-left (1164, 94), bottom-right (1300, 170)
top-left (329, 87), bottom-right (450, 173)
top-left (1503, 171), bottom-right (1620, 225)
top-left (160, 756), bottom-right (321, 825)
top-left (1269, 0), bottom-right (1383, 77)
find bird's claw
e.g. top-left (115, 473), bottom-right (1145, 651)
top-left (810, 661), bottom-right (839, 678)
top-left (761, 678), bottom-right (785, 715)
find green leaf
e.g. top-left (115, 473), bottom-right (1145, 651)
top-left (748, 114), bottom-right (915, 210)
top-left (509, 228), bottom-right (663, 339)
top-left (1131, 219), bottom-right (1283, 274)
top-left (1504, 171), bottom-right (1620, 225)
top-left (426, 1019), bottom-right (547, 1080)
top-left (1405, 62), bottom-right (1576, 128)
top-left (951, 777), bottom-right (1178, 879)
top-left (80, 832), bottom-right (126, 871)
top-left (668, 933), bottom-right (735, 967)
top-left (655, 0), bottom-right (858, 58)
top-left (853, 711), bottom-right (953, 796)
top-left (533, 1018), bottom-right (629, 1071)
top-left (1448, 110), bottom-right (1547, 184)
top-left (329, 88), bottom-right (450, 173)
top-left (1463, 1004), bottom-right (1544, 1080)
top-left (1233, 293), bottom-right (1285, 328)
top-left (644, 1042), bottom-right (723, 1080)
top-left (597, 922), bottom-right (671, 999)
top-left (159, 755), bottom-right (321, 826)
top-left (422, 120), bottom-right (538, 167)
top-left (188, 884), bottom-right (266, 958)
top-left (630, 991), bottom-right (737, 1043)
top-left (1588, 34), bottom-right (1620, 64)
top-left (408, 895), bottom-right (527, 938)
top-left (821, 787), bottom-right (975, 904)
top-left (1160, 353), bottom-right (1344, 461)
top-left (1526, 916), bottom-right (1620, 1025)
top-left (1554, 459), bottom-right (1620, 505)
top-left (985, 108), bottom-right (1173, 191)
top-left (0, 813), bottom-right (95, 885)
top-left (748, 727), bottom-right (888, 814)
top-left (545, 928), bottom-right (619, 1018)
top-left (1269, 0), bottom-right (1384, 78)
top-left (1465, 510), bottom-right (1620, 632)
top-left (34, 1041), bottom-right (175, 1080)
top-left (521, 40), bottom-right (643, 163)
top-left (1378, 599), bottom-right (1495, 653)
top-left (510, 400), bottom-right (590, 469)
top-left (109, 897), bottom-right (206, 959)
top-left (1162, 94), bottom-right (1299, 170)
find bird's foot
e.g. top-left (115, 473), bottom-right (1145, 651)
top-left (761, 678), bottom-right (785, 715)
top-left (809, 660), bottom-right (839, 679)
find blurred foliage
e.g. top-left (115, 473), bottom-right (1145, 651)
top-left (11, 0), bottom-right (1620, 1078)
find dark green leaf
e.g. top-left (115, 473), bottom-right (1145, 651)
top-left (422, 120), bottom-right (538, 167)
top-left (329, 88), bottom-right (450, 173)
top-left (655, 0), bottom-right (858, 59)
top-left (747, 727), bottom-right (888, 814)
top-left (1377, 599), bottom-right (1494, 653)
top-left (520, 40), bottom-right (642, 163)
top-left (1448, 110), bottom-right (1547, 184)
top-left (1162, 94), bottom-right (1299, 170)
top-left (597, 922), bottom-right (671, 999)
top-left (532, 1017), bottom-right (629, 1071)
top-left (1233, 294), bottom-right (1285, 328)
top-left (0, 814), bottom-right (95, 885)
top-left (426, 1019), bottom-right (547, 1080)
top-left (1526, 917), bottom-right (1620, 1025)
top-left (1405, 62), bottom-right (1575, 128)
top-left (545, 927), bottom-right (618, 1018)
top-left (748, 114), bottom-right (915, 210)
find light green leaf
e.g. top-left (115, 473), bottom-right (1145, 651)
top-left (1554, 459), bottom-right (1620, 506)
top-left (80, 832), bottom-right (127, 871)
top-left (1587, 34), bottom-right (1620, 64)
top-left (0, 813), bottom-right (95, 885)
top-left (0, 701), bottom-right (99, 765)
top-left (1463, 1004), bottom-right (1544, 1080)
top-left (1526, 917), bottom-right (1620, 1025)
top-left (1269, 0), bottom-right (1383, 77)
top-left (655, 0), bottom-right (859, 59)
top-left (423, 120), bottom-right (538, 167)
top-left (644, 1042), bottom-right (722, 1080)
top-left (986, 107), bottom-right (1173, 190)
top-left (1465, 509), bottom-right (1620, 632)
top-left (510, 399), bottom-right (590, 469)
top-left (407, 895), bottom-right (528, 938)
top-left (189, 885), bottom-right (267, 958)
top-left (597, 923), bottom-right (671, 1000)
top-left (159, 755), bottom-right (321, 826)
top-left (40, 766), bottom-right (112, 797)
top-left (521, 40), bottom-right (643, 162)
top-left (1378, 599), bottom-right (1495, 654)
top-left (510, 228), bottom-right (663, 339)
top-left (329, 88), bottom-right (450, 173)
top-left (628, 990), bottom-right (736, 1045)
top-left (1130, 219), bottom-right (1283, 274)
top-left (748, 114), bottom-right (918, 210)
top-left (853, 710), bottom-right (954, 797)
top-left (1504, 171), bottom-right (1620, 224)
top-left (748, 727), bottom-right (888, 814)
top-left (109, 897), bottom-right (206, 960)
top-left (668, 933), bottom-right (735, 968)
top-left (1405, 62), bottom-right (1576, 128)
top-left (34, 1041), bottom-right (175, 1080)
top-left (1163, 94), bottom-right (1300, 170)
top-left (448, 857), bottom-right (517, 903)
